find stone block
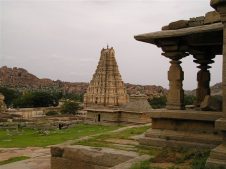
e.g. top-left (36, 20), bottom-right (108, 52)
top-left (168, 20), bottom-right (188, 30)
top-left (188, 16), bottom-right (205, 27)
top-left (63, 146), bottom-right (134, 167)
top-left (162, 25), bottom-right (169, 30)
top-left (206, 144), bottom-right (226, 169)
top-left (215, 118), bottom-right (226, 131)
top-left (51, 157), bottom-right (72, 169)
top-left (51, 146), bottom-right (64, 157)
top-left (204, 11), bottom-right (221, 24)
top-left (200, 95), bottom-right (222, 111)
top-left (51, 145), bottom-right (139, 169)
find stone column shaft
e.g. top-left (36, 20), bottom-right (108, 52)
top-left (223, 27), bottom-right (226, 117)
top-left (193, 53), bottom-right (215, 106)
top-left (162, 49), bottom-right (188, 110)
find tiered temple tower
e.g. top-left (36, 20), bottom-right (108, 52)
top-left (84, 46), bottom-right (129, 107)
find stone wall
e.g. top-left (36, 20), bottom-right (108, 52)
top-left (51, 145), bottom-right (140, 169)
top-left (86, 109), bottom-right (151, 125)
top-left (6, 107), bottom-right (60, 119)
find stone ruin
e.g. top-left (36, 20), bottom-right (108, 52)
top-left (134, 0), bottom-right (226, 168)
top-left (51, 145), bottom-right (149, 169)
top-left (84, 46), bottom-right (151, 125)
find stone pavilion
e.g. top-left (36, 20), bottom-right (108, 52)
top-left (134, 0), bottom-right (226, 168)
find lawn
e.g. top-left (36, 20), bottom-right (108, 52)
top-left (0, 156), bottom-right (30, 165)
top-left (77, 125), bottom-right (151, 148)
top-left (0, 124), bottom-right (120, 148)
top-left (76, 125), bottom-right (210, 169)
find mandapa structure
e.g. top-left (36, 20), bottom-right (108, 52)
top-left (135, 0), bottom-right (226, 168)
top-left (84, 46), bottom-right (129, 108)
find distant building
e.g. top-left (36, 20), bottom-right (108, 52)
top-left (84, 46), bottom-right (129, 107)
top-left (84, 47), bottom-right (151, 124)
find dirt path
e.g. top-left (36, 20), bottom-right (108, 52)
top-left (0, 123), bottom-right (151, 169)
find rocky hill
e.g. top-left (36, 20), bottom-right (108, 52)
top-left (185, 82), bottom-right (222, 96)
top-left (0, 66), bottom-right (167, 98)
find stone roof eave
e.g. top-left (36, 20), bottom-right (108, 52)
top-left (134, 22), bottom-right (223, 45)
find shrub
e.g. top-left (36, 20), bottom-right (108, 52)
top-left (184, 95), bottom-right (196, 106)
top-left (148, 96), bottom-right (167, 109)
top-left (13, 91), bottom-right (61, 108)
top-left (0, 87), bottom-right (21, 107)
top-left (46, 111), bottom-right (59, 116)
top-left (60, 101), bottom-right (80, 115)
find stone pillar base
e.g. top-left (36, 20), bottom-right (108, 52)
top-left (206, 144), bottom-right (226, 169)
top-left (206, 118), bottom-right (226, 169)
top-left (138, 110), bottom-right (223, 149)
top-left (166, 104), bottom-right (185, 110)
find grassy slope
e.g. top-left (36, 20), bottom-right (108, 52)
top-left (0, 156), bottom-right (30, 165)
top-left (0, 124), bottom-right (119, 148)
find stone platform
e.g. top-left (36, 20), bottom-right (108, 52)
top-left (51, 145), bottom-right (149, 169)
top-left (86, 108), bottom-right (151, 125)
top-left (206, 144), bottom-right (226, 168)
top-left (138, 110), bottom-right (223, 148)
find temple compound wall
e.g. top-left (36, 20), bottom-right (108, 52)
top-left (135, 0), bottom-right (226, 167)
top-left (84, 47), bottom-right (152, 125)
top-left (6, 107), bottom-right (60, 119)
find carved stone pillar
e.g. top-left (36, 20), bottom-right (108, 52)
top-left (161, 44), bottom-right (188, 110)
top-left (193, 52), bottom-right (215, 106)
top-left (206, 1), bottom-right (226, 168)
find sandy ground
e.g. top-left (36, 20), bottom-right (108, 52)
top-left (0, 147), bottom-right (50, 169)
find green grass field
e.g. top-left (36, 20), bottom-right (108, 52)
top-left (0, 156), bottom-right (30, 165)
top-left (0, 124), bottom-right (120, 148)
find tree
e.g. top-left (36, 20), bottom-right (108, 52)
top-left (13, 91), bottom-right (62, 108)
top-left (60, 101), bottom-right (80, 115)
top-left (0, 87), bottom-right (21, 107)
top-left (63, 93), bottom-right (84, 102)
top-left (148, 96), bottom-right (167, 109)
top-left (184, 95), bottom-right (196, 106)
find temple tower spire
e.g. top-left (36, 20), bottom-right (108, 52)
top-left (84, 47), bottom-right (129, 107)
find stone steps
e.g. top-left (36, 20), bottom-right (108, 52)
top-left (138, 136), bottom-right (217, 149)
top-left (206, 145), bottom-right (226, 169)
top-left (144, 129), bottom-right (222, 146)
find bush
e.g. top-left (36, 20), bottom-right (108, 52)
top-left (63, 93), bottom-right (84, 102)
top-left (46, 111), bottom-right (59, 116)
top-left (148, 96), bottom-right (167, 109)
top-left (184, 95), bottom-right (196, 106)
top-left (60, 101), bottom-right (80, 115)
top-left (13, 91), bottom-right (61, 108)
top-left (130, 160), bottom-right (150, 169)
top-left (0, 87), bottom-right (21, 107)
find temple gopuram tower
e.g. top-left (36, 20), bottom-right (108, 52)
top-left (84, 46), bottom-right (129, 107)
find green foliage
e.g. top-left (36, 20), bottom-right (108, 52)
top-left (0, 124), bottom-right (119, 147)
top-left (46, 111), bottom-right (59, 116)
top-left (60, 101), bottom-right (80, 115)
top-left (63, 93), bottom-right (84, 102)
top-left (130, 160), bottom-right (150, 169)
top-left (0, 87), bottom-right (21, 107)
top-left (77, 125), bottom-right (150, 149)
top-left (148, 96), bottom-right (167, 109)
top-left (191, 150), bottom-right (210, 169)
top-left (0, 156), bottom-right (30, 165)
top-left (184, 95), bottom-right (196, 106)
top-left (13, 91), bottom-right (61, 108)
top-left (148, 95), bottom-right (196, 108)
